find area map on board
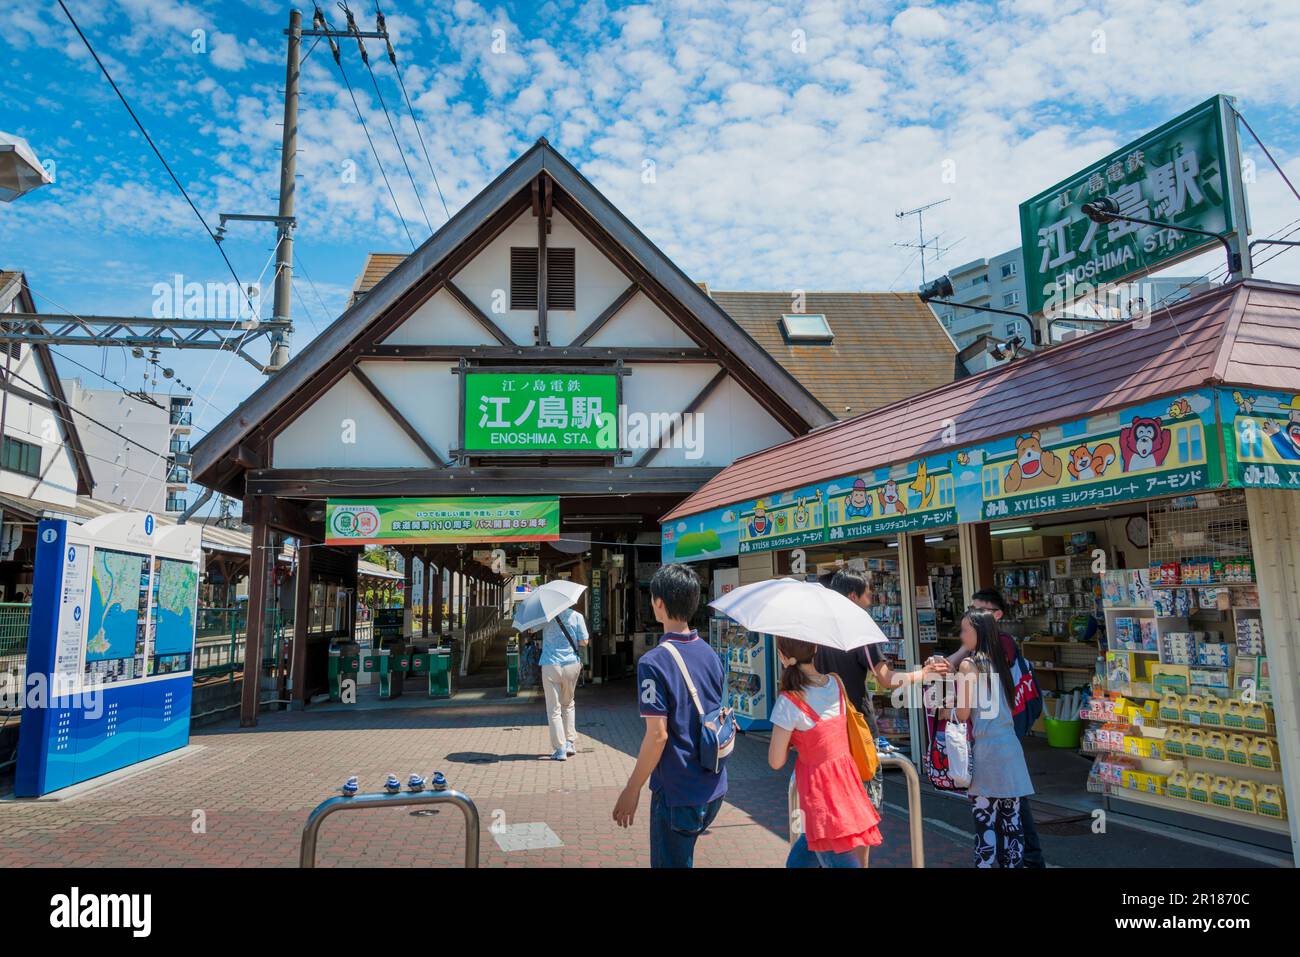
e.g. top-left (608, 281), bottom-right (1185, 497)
top-left (86, 548), bottom-right (148, 661)
top-left (151, 558), bottom-right (199, 655)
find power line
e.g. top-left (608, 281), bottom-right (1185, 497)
top-left (375, 0), bottom-right (452, 221)
top-left (56, 0), bottom-right (257, 319)
top-left (315, 4), bottom-right (418, 250)
top-left (339, 1), bottom-right (434, 235)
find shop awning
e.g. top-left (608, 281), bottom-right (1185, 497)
top-left (662, 279), bottom-right (1300, 530)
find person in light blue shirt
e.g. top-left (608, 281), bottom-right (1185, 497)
top-left (537, 606), bottom-right (589, 760)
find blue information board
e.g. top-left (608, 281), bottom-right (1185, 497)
top-left (16, 513), bottom-right (201, 797)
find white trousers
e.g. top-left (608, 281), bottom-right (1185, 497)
top-left (541, 662), bottom-right (581, 751)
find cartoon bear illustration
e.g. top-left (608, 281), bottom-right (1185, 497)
top-left (878, 480), bottom-right (907, 515)
top-left (1003, 431), bottom-right (1063, 493)
top-left (1067, 442), bottom-right (1117, 481)
top-left (1120, 416), bottom-right (1172, 472)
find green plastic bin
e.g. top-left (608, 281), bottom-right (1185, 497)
top-left (1044, 716), bottom-right (1083, 749)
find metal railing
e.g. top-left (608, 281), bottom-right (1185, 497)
top-left (300, 787), bottom-right (481, 868)
top-left (787, 755), bottom-right (926, 868)
top-left (0, 603), bottom-right (31, 698)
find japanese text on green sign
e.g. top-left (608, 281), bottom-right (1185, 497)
top-left (327, 497), bottom-right (560, 545)
top-left (464, 371), bottom-right (618, 453)
top-left (1020, 95), bottom-right (1236, 316)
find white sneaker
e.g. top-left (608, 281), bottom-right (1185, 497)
top-left (565, 740), bottom-right (576, 757)
top-left (550, 748), bottom-right (567, 761)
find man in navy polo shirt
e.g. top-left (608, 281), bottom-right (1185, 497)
top-left (612, 563), bottom-right (727, 867)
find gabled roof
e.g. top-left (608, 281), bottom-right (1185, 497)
top-left (708, 290), bottom-right (958, 417)
top-left (192, 138), bottom-right (832, 486)
top-left (345, 274), bottom-right (959, 420)
top-left (349, 253), bottom-right (407, 306)
top-left (663, 278), bottom-right (1300, 521)
top-left (0, 271), bottom-right (94, 496)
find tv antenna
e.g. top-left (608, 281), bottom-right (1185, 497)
top-left (895, 198), bottom-right (957, 285)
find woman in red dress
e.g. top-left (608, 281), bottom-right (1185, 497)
top-left (768, 636), bottom-right (884, 867)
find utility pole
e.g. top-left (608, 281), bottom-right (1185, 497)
top-left (271, 8), bottom-right (301, 372)
top-left (215, 7), bottom-right (391, 372)
top-left (895, 198), bottom-right (956, 286)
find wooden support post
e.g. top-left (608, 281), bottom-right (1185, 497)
top-left (240, 506), bottom-right (271, 728)
top-left (290, 539), bottom-right (312, 708)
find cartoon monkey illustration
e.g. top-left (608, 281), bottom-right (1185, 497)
top-left (1067, 442), bottom-right (1117, 481)
top-left (1003, 431), bottom-right (1063, 493)
top-left (877, 480), bottom-right (907, 515)
top-left (844, 478), bottom-right (872, 520)
top-left (1120, 416), bottom-right (1172, 472)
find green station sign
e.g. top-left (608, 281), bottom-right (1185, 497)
top-left (326, 497), bottom-right (560, 545)
top-left (464, 371), bottom-right (618, 453)
top-left (1020, 95), bottom-right (1239, 316)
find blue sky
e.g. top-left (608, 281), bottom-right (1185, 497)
top-left (3, 0), bottom-right (1300, 517)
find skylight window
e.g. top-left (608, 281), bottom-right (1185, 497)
top-left (780, 313), bottom-right (833, 342)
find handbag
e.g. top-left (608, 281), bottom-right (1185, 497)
top-left (830, 674), bottom-right (878, 782)
top-left (924, 707), bottom-right (975, 791)
top-left (661, 641), bottom-right (736, 773)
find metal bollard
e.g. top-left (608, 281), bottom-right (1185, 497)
top-left (299, 788), bottom-right (481, 868)
top-left (787, 755), bottom-right (926, 868)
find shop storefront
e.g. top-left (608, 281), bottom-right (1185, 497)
top-left (662, 278), bottom-right (1300, 860)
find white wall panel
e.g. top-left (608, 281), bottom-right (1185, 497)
top-left (584, 291), bottom-right (698, 348)
top-left (381, 288), bottom-right (497, 346)
top-left (272, 373), bottom-right (430, 468)
top-left (359, 361), bottom-right (459, 456)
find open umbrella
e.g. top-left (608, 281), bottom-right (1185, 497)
top-left (512, 579), bottom-right (586, 633)
top-left (708, 577), bottom-right (887, 651)
top-left (0, 132), bottom-right (53, 202)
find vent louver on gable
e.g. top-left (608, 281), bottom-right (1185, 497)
top-left (509, 246), bottom-right (576, 310)
top-left (510, 247), bottom-right (538, 310)
top-left (547, 247), bottom-right (576, 310)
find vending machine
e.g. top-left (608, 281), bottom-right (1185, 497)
top-left (709, 615), bottom-right (776, 732)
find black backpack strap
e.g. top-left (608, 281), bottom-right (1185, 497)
top-left (555, 614), bottom-right (580, 655)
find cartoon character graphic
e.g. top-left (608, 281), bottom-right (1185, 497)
top-left (1167, 397), bottom-right (1192, 419)
top-left (1260, 396), bottom-right (1300, 461)
top-left (1233, 391), bottom-right (1257, 415)
top-left (1120, 416), bottom-right (1172, 472)
top-left (908, 462), bottom-right (936, 509)
top-left (956, 451), bottom-right (969, 466)
top-left (748, 500), bottom-right (771, 538)
top-left (792, 497), bottom-right (810, 530)
top-left (1003, 431), bottom-right (1063, 493)
top-left (878, 480), bottom-right (907, 516)
top-left (1067, 442), bottom-right (1117, 481)
top-left (844, 478), bottom-right (872, 520)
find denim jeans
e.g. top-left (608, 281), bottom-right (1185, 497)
top-left (785, 833), bottom-right (863, 868)
top-left (649, 790), bottom-right (722, 868)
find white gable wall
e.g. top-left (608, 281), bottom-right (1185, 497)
top-left (381, 289), bottom-right (497, 346)
top-left (272, 372), bottom-right (431, 468)
top-left (271, 206), bottom-right (798, 469)
top-left (0, 301), bottom-right (80, 507)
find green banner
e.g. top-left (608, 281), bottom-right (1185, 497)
top-left (1020, 95), bottom-right (1235, 316)
top-left (326, 497), bottom-right (560, 545)
top-left (464, 371), bottom-right (618, 453)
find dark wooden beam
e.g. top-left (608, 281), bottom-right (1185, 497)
top-left (537, 175), bottom-right (549, 346)
top-left (569, 283), bottom-right (640, 347)
top-left (240, 510), bottom-right (271, 727)
top-left (246, 466), bottom-right (722, 498)
top-left (351, 366), bottom-right (448, 467)
top-left (444, 279), bottom-right (515, 347)
top-left (635, 367), bottom-right (728, 467)
top-left (360, 344), bottom-right (711, 362)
